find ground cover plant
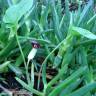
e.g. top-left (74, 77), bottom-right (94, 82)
top-left (0, 0), bottom-right (96, 96)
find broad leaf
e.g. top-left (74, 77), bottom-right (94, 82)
top-left (71, 26), bottom-right (96, 39)
top-left (3, 0), bottom-right (33, 25)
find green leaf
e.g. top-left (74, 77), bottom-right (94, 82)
top-left (49, 67), bottom-right (87, 96)
top-left (77, 0), bottom-right (93, 26)
top-left (80, 47), bottom-right (92, 83)
top-left (8, 64), bottom-right (22, 76)
top-left (87, 14), bottom-right (96, 25)
top-left (50, 0), bottom-right (63, 41)
top-left (18, 36), bottom-right (50, 44)
top-left (15, 77), bottom-right (30, 89)
top-left (3, 0), bottom-right (33, 25)
top-left (0, 61), bottom-right (10, 72)
top-left (47, 64), bottom-right (70, 89)
top-left (67, 82), bottom-right (96, 96)
top-left (0, 37), bottom-right (17, 59)
top-left (15, 43), bottom-right (31, 67)
top-left (15, 77), bottom-right (43, 96)
top-left (53, 55), bottom-right (62, 68)
top-left (60, 79), bottom-right (82, 96)
top-left (71, 26), bottom-right (96, 39)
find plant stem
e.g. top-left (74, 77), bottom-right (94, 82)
top-left (15, 28), bottom-right (30, 84)
top-left (15, 32), bottom-right (26, 68)
top-left (38, 37), bottom-right (67, 90)
top-left (26, 59), bottom-right (31, 84)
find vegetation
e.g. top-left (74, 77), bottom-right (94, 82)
top-left (0, 0), bottom-right (96, 96)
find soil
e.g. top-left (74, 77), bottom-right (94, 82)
top-left (0, 67), bottom-right (57, 96)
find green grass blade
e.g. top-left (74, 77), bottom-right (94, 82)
top-left (60, 79), bottom-right (82, 96)
top-left (50, 1), bottom-right (63, 41)
top-left (0, 61), bottom-right (10, 72)
top-left (67, 82), bottom-right (96, 96)
top-left (0, 37), bottom-right (17, 58)
top-left (8, 64), bottom-right (22, 76)
top-left (15, 77), bottom-right (43, 96)
top-left (49, 67), bottom-right (87, 96)
top-left (77, 0), bottom-right (93, 26)
top-left (87, 14), bottom-right (96, 25)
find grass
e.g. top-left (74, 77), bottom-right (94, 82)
top-left (0, 0), bottom-right (96, 96)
